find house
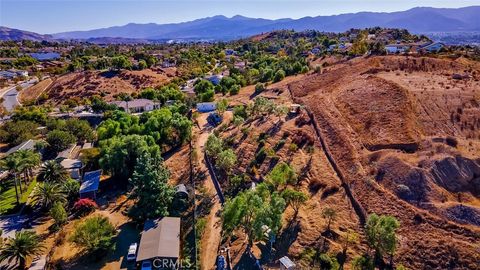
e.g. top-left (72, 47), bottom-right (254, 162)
top-left (280, 256), bottom-right (296, 270)
top-left (5, 139), bottom-right (36, 156)
top-left (110, 99), bottom-right (160, 114)
top-left (197, 102), bottom-right (216, 112)
top-left (385, 44), bottom-right (410, 54)
top-left (136, 217), bottom-right (181, 266)
top-left (29, 52), bottom-right (61, 61)
top-left (60, 159), bottom-right (83, 180)
top-left (206, 75), bottom-right (223, 85)
top-left (419, 42), bottom-right (445, 53)
top-left (0, 70), bottom-right (28, 80)
top-left (79, 170), bottom-right (101, 199)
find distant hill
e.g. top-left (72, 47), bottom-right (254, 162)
top-left (0, 26), bottom-right (53, 41)
top-left (1, 6), bottom-right (479, 42)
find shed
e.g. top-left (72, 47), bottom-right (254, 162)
top-left (197, 102), bottom-right (216, 112)
top-left (175, 184), bottom-right (189, 199)
top-left (280, 256), bottom-right (296, 270)
top-left (136, 217), bottom-right (181, 264)
top-left (80, 170), bottom-right (101, 199)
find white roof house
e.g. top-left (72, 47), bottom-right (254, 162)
top-left (110, 99), bottom-right (160, 114)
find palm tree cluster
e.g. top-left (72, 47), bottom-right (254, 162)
top-left (0, 230), bottom-right (45, 269)
top-left (0, 150), bottom-right (41, 205)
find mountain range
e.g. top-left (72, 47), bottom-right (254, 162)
top-left (2, 6), bottom-right (480, 42)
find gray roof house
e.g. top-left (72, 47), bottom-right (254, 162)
top-left (137, 217), bottom-right (181, 264)
top-left (5, 139), bottom-right (36, 156)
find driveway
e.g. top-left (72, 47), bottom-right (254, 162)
top-left (0, 214), bottom-right (30, 238)
top-left (0, 78), bottom-right (38, 112)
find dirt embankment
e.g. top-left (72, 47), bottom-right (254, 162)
top-left (288, 55), bottom-right (480, 269)
top-left (46, 69), bottom-right (172, 104)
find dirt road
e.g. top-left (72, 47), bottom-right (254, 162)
top-left (195, 114), bottom-right (223, 270)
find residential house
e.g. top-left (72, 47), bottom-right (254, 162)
top-left (136, 217), bottom-right (181, 266)
top-left (419, 42), bottom-right (446, 53)
top-left (110, 99), bottom-right (160, 114)
top-left (5, 139), bottom-right (36, 156)
top-left (79, 170), bottom-right (101, 199)
top-left (196, 102), bottom-right (216, 112)
top-left (57, 144), bottom-right (82, 180)
top-left (0, 69), bottom-right (28, 80)
top-left (385, 44), bottom-right (410, 54)
top-left (206, 75), bottom-right (223, 85)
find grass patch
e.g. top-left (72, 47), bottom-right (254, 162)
top-left (0, 178), bottom-right (37, 215)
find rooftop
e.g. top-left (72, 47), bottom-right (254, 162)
top-left (136, 217), bottom-right (181, 262)
top-left (80, 169), bottom-right (101, 194)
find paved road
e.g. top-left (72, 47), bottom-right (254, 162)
top-left (0, 79), bottom-right (38, 112)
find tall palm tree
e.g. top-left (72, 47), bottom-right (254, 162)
top-left (37, 160), bottom-right (69, 183)
top-left (0, 154), bottom-right (22, 204)
top-left (0, 230), bottom-right (45, 269)
top-left (16, 150), bottom-right (41, 185)
top-left (30, 182), bottom-right (66, 210)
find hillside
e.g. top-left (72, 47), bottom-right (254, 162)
top-left (212, 55), bottom-right (480, 269)
top-left (45, 68), bottom-right (174, 103)
top-left (0, 26), bottom-right (53, 41)
top-left (49, 6), bottom-right (480, 40)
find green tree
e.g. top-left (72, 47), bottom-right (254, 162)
top-left (70, 216), bottom-right (116, 255)
top-left (365, 213), bottom-right (400, 266)
top-left (322, 207), bottom-right (337, 231)
top-left (222, 184), bottom-right (285, 246)
top-left (63, 178), bottom-right (80, 203)
top-left (216, 149), bottom-right (237, 175)
top-left (205, 134), bottom-right (223, 160)
top-left (111, 55), bottom-right (132, 70)
top-left (273, 69), bottom-right (286, 82)
top-left (137, 59), bottom-right (147, 70)
top-left (128, 151), bottom-right (175, 221)
top-left (46, 130), bottom-right (76, 153)
top-left (37, 160), bottom-right (69, 183)
top-left (267, 162), bottom-right (297, 189)
top-left (281, 188), bottom-right (307, 217)
top-left (31, 182), bottom-right (66, 210)
top-left (216, 99), bottom-right (229, 115)
top-left (0, 154), bottom-right (22, 204)
top-left (49, 201), bottom-right (67, 229)
top-left (99, 134), bottom-right (160, 181)
top-left (0, 120), bottom-right (39, 146)
top-left (64, 119), bottom-right (95, 142)
top-left (0, 230), bottom-right (45, 270)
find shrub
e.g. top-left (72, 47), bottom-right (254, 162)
top-left (49, 202), bottom-right (67, 229)
top-left (70, 216), bottom-right (116, 255)
top-left (73, 198), bottom-right (98, 216)
top-left (291, 130), bottom-right (315, 147)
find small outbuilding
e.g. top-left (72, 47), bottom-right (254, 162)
top-left (136, 217), bottom-right (181, 266)
top-left (280, 256), bottom-right (296, 270)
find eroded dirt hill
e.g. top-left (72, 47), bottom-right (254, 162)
top-left (287, 55), bottom-right (480, 269)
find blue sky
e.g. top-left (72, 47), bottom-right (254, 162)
top-left (1, 0), bottom-right (479, 34)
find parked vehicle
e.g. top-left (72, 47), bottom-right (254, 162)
top-left (127, 243), bottom-right (137, 261)
top-left (141, 260), bottom-right (152, 270)
top-left (216, 255), bottom-right (226, 270)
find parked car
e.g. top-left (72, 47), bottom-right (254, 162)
top-left (216, 255), bottom-right (226, 270)
top-left (141, 260), bottom-right (152, 270)
top-left (127, 243), bottom-right (137, 261)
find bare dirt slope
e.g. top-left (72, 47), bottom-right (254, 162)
top-left (46, 68), bottom-right (173, 104)
top-left (288, 55), bottom-right (480, 269)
